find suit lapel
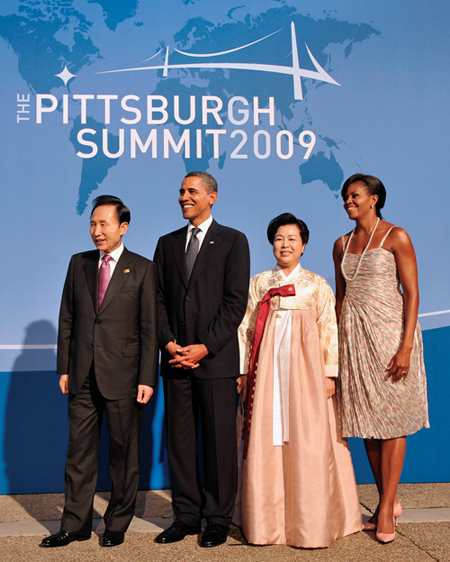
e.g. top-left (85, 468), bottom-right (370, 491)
top-left (173, 226), bottom-right (189, 289)
top-left (98, 247), bottom-right (132, 314)
top-left (188, 220), bottom-right (221, 288)
top-left (83, 251), bottom-right (100, 313)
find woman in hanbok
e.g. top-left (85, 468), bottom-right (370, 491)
top-left (237, 213), bottom-right (362, 549)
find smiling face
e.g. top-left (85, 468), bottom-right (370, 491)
top-left (178, 176), bottom-right (218, 226)
top-left (343, 181), bottom-right (378, 221)
top-left (90, 204), bottom-right (128, 254)
top-left (273, 224), bottom-right (306, 274)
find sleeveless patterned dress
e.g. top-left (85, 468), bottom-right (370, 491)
top-left (337, 229), bottom-right (429, 439)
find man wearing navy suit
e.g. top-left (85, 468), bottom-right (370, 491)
top-left (154, 172), bottom-right (250, 547)
top-left (41, 195), bottom-right (158, 548)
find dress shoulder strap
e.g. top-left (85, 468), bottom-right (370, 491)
top-left (379, 226), bottom-right (395, 248)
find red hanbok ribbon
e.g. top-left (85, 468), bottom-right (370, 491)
top-left (243, 284), bottom-right (296, 458)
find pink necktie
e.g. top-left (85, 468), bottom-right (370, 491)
top-left (98, 255), bottom-right (112, 308)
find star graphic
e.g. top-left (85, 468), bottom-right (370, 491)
top-left (55, 65), bottom-right (76, 86)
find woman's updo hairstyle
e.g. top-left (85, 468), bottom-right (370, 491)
top-left (267, 213), bottom-right (310, 245)
top-left (341, 173), bottom-right (386, 219)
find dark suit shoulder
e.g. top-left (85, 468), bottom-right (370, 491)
top-left (158, 225), bottom-right (187, 242)
top-left (70, 249), bottom-right (99, 263)
top-left (211, 221), bottom-right (247, 239)
top-left (121, 247), bottom-right (154, 266)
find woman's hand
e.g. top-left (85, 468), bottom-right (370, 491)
top-left (326, 377), bottom-right (336, 399)
top-left (386, 348), bottom-right (411, 383)
top-left (237, 375), bottom-right (248, 402)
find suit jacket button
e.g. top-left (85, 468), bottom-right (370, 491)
top-left (185, 296), bottom-right (191, 301)
top-left (95, 319), bottom-right (100, 324)
top-left (182, 321), bottom-right (186, 326)
top-left (90, 343), bottom-right (94, 347)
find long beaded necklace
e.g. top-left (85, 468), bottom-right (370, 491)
top-left (341, 217), bottom-right (380, 282)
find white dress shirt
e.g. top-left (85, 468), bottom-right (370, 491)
top-left (185, 216), bottom-right (213, 252)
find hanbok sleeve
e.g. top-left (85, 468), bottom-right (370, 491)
top-left (238, 275), bottom-right (261, 374)
top-left (316, 278), bottom-right (338, 377)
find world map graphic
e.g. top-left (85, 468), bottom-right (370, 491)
top-left (0, 0), bottom-right (379, 214)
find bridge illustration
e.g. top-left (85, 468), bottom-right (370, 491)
top-left (97, 22), bottom-right (340, 101)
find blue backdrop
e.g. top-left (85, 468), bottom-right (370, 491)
top-left (0, 0), bottom-right (449, 493)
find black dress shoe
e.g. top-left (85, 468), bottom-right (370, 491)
top-left (155, 519), bottom-right (201, 544)
top-left (201, 523), bottom-right (229, 548)
top-left (40, 530), bottom-right (89, 548)
top-left (102, 530), bottom-right (125, 547)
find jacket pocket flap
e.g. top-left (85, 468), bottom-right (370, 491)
top-left (123, 343), bottom-right (140, 357)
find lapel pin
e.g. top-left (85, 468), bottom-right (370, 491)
top-left (124, 269), bottom-right (130, 273)
top-left (210, 241), bottom-right (215, 244)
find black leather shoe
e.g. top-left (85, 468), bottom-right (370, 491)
top-left (201, 523), bottom-right (229, 547)
top-left (40, 530), bottom-right (89, 548)
top-left (155, 519), bottom-right (201, 544)
top-left (102, 530), bottom-right (125, 547)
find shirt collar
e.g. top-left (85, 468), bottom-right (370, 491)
top-left (188, 215), bottom-right (213, 235)
top-left (100, 243), bottom-right (124, 263)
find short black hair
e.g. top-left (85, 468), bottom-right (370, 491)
top-left (267, 213), bottom-right (310, 245)
top-left (341, 173), bottom-right (386, 219)
top-left (184, 171), bottom-right (218, 193)
top-left (91, 195), bottom-right (130, 224)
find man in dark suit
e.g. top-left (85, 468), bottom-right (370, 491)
top-left (41, 195), bottom-right (158, 548)
top-left (153, 171), bottom-right (250, 548)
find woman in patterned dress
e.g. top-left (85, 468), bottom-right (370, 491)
top-left (333, 174), bottom-right (429, 544)
top-left (236, 213), bottom-right (362, 549)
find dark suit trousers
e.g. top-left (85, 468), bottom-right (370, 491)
top-left (61, 368), bottom-right (143, 537)
top-left (163, 375), bottom-right (237, 527)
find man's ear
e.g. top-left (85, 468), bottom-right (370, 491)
top-left (120, 222), bottom-right (129, 236)
top-left (209, 191), bottom-right (218, 206)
